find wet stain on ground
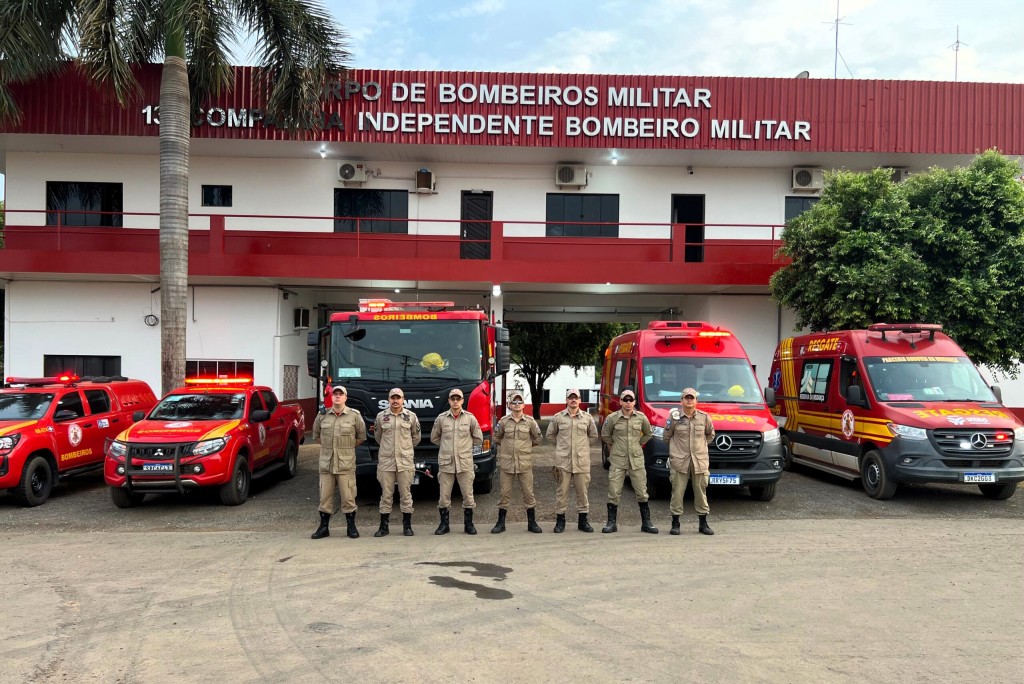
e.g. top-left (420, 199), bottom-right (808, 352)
top-left (426, 575), bottom-right (513, 600)
top-left (305, 622), bottom-right (343, 633)
top-left (416, 561), bottom-right (513, 581)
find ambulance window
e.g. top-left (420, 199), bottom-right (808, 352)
top-left (84, 389), bottom-right (111, 414)
top-left (798, 360), bottom-right (832, 402)
top-left (259, 391), bottom-right (278, 415)
top-left (838, 357), bottom-right (861, 395)
top-left (55, 391), bottom-right (86, 419)
top-left (614, 359), bottom-right (630, 395)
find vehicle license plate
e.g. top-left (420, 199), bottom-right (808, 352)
top-left (142, 463), bottom-right (174, 473)
top-left (710, 474), bottom-right (741, 485)
top-left (963, 472), bottom-right (995, 483)
top-left (412, 473), bottom-right (421, 486)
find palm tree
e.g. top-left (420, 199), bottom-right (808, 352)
top-left (0, 0), bottom-right (349, 394)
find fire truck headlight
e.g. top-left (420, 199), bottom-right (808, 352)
top-left (651, 426), bottom-right (665, 439)
top-left (762, 428), bottom-right (780, 443)
top-left (193, 438), bottom-right (228, 456)
top-left (886, 423), bottom-right (928, 441)
top-left (107, 439), bottom-right (127, 459)
top-left (1013, 426), bottom-right (1024, 441)
top-left (0, 434), bottom-right (22, 454)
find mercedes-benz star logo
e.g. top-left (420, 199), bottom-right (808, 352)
top-left (714, 435), bottom-right (733, 451)
top-left (970, 433), bottom-right (988, 449)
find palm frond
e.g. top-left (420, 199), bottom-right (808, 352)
top-left (184, 0), bottom-right (234, 104)
top-left (77, 0), bottom-right (148, 105)
top-left (0, 0), bottom-right (78, 122)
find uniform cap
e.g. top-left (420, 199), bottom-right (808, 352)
top-left (389, 388), bottom-right (404, 398)
top-left (566, 388), bottom-right (581, 398)
top-left (681, 387), bottom-right (697, 399)
top-left (509, 390), bottom-right (525, 401)
top-left (449, 388), bottom-right (464, 398)
top-left (332, 385), bottom-right (347, 395)
top-left (620, 389), bottom-right (636, 400)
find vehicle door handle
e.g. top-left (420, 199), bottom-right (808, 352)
top-left (83, 423), bottom-right (94, 428)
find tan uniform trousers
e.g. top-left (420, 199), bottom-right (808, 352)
top-left (607, 463), bottom-right (649, 505)
top-left (554, 467), bottom-right (591, 514)
top-left (498, 469), bottom-right (537, 509)
top-left (438, 470), bottom-right (476, 510)
top-left (378, 469), bottom-right (414, 514)
top-left (319, 470), bottom-right (357, 515)
top-left (670, 465), bottom-right (710, 516)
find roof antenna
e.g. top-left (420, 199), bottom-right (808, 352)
top-left (948, 26), bottom-right (968, 82)
top-left (825, 0), bottom-right (853, 78)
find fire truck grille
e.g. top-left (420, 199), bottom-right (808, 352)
top-left (932, 429), bottom-right (1014, 457)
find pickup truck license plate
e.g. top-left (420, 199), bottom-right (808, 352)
top-left (964, 472), bottom-right (995, 483)
top-left (412, 473), bottom-right (420, 486)
top-left (142, 463), bottom-right (174, 473)
top-left (710, 474), bottom-right (741, 485)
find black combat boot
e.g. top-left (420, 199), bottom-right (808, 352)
top-left (403, 512), bottom-right (414, 536)
top-left (639, 501), bottom-right (659, 534)
top-left (435, 508), bottom-right (450, 535)
top-left (698, 514), bottom-right (715, 536)
top-left (491, 508), bottom-right (507, 534)
top-left (464, 508), bottom-right (477, 535)
top-left (670, 515), bottom-right (681, 535)
top-left (526, 508), bottom-right (542, 533)
top-left (578, 512), bottom-right (594, 533)
top-left (374, 513), bottom-right (390, 537)
top-left (345, 511), bottom-right (359, 539)
top-left (602, 503), bottom-right (618, 533)
top-left (553, 513), bottom-right (566, 533)
top-left (311, 511), bottom-right (330, 539)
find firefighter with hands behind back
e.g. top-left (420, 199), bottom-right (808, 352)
top-left (545, 388), bottom-right (599, 533)
top-left (431, 387), bottom-right (484, 535)
top-left (372, 387), bottom-right (421, 537)
top-left (663, 387), bottom-right (716, 536)
top-left (491, 389), bottom-right (544, 534)
top-left (601, 387), bottom-right (658, 534)
top-left (311, 385), bottom-right (366, 540)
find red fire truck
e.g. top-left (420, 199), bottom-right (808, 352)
top-left (308, 299), bottom-right (510, 493)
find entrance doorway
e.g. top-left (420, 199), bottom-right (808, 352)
top-left (671, 194), bottom-right (705, 262)
top-left (460, 191), bottom-right (493, 259)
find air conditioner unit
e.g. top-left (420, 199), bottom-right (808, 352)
top-left (791, 167), bottom-right (824, 191)
top-left (337, 161), bottom-right (370, 183)
top-left (293, 307), bottom-right (310, 330)
top-left (415, 169), bottom-right (435, 193)
top-left (555, 164), bottom-right (588, 188)
top-left (890, 167), bottom-right (911, 183)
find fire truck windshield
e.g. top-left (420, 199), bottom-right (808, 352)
top-left (332, 320), bottom-right (484, 383)
top-left (150, 393), bottom-right (247, 420)
top-left (0, 393), bottom-right (55, 420)
top-left (642, 358), bottom-right (762, 403)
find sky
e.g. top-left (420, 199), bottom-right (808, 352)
top-left (2, 0), bottom-right (1022, 197)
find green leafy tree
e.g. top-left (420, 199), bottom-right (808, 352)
top-left (0, 1), bottom-right (349, 393)
top-left (771, 150), bottom-right (1024, 374)
top-left (509, 322), bottom-right (625, 419)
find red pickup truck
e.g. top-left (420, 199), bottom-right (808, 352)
top-left (104, 378), bottom-right (305, 507)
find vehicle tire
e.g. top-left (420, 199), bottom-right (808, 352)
top-left (646, 474), bottom-right (664, 500)
top-left (280, 439), bottom-right (298, 480)
top-left (13, 455), bottom-right (54, 507)
top-left (860, 450), bottom-right (897, 500)
top-left (749, 482), bottom-right (777, 501)
top-left (219, 455), bottom-right (251, 506)
top-left (978, 482), bottom-right (1018, 500)
top-left (601, 444), bottom-right (610, 470)
top-left (110, 487), bottom-right (145, 508)
top-left (781, 436), bottom-right (793, 471)
top-left (474, 472), bottom-right (494, 495)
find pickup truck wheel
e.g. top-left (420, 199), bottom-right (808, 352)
top-left (280, 439), bottom-right (298, 480)
top-left (978, 482), bottom-right (1017, 500)
top-left (220, 456), bottom-right (251, 506)
top-left (748, 483), bottom-right (776, 501)
top-left (861, 450), bottom-right (897, 500)
top-left (110, 487), bottom-right (145, 508)
top-left (13, 455), bottom-right (53, 507)
top-left (646, 474), bottom-right (664, 500)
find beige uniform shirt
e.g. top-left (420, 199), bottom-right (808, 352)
top-left (662, 408), bottom-right (715, 474)
top-left (494, 413), bottom-right (542, 473)
top-left (546, 409), bottom-right (598, 473)
top-left (312, 408), bottom-right (366, 473)
top-left (601, 410), bottom-right (653, 470)
top-left (373, 408), bottom-right (422, 472)
top-left (430, 410), bottom-right (484, 474)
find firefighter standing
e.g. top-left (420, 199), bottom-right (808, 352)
top-left (311, 386), bottom-right (366, 540)
top-left (372, 387), bottom-right (421, 537)
top-left (600, 387), bottom-right (658, 534)
top-left (663, 387), bottom-right (716, 535)
top-left (430, 387), bottom-right (484, 535)
top-left (545, 388), bottom-right (599, 533)
top-left (491, 390), bottom-right (543, 534)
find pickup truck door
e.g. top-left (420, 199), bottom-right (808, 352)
top-left (51, 390), bottom-right (95, 470)
top-left (82, 388), bottom-right (125, 464)
top-left (259, 390), bottom-right (288, 461)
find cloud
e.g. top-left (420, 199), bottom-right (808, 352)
top-left (439, 0), bottom-right (506, 20)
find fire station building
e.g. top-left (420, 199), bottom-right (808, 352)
top-left (1, 67), bottom-right (1023, 412)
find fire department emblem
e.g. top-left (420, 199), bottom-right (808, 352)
top-left (841, 410), bottom-right (856, 438)
top-left (258, 423), bottom-right (266, 445)
top-left (69, 424), bottom-right (83, 447)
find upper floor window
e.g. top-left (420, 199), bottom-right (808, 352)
top-left (785, 196), bottom-right (820, 222)
top-left (46, 181), bottom-right (123, 227)
top-left (202, 185), bottom-right (233, 207)
top-left (546, 193), bottom-right (619, 237)
top-left (334, 189), bottom-right (409, 233)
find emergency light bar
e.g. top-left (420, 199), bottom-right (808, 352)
top-left (359, 299), bottom-right (455, 312)
top-left (4, 374), bottom-right (80, 386)
top-left (868, 323), bottom-right (942, 341)
top-left (183, 377), bottom-right (255, 387)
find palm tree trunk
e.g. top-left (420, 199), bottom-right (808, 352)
top-left (159, 54), bottom-right (189, 395)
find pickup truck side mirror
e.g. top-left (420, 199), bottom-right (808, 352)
top-left (250, 409), bottom-right (271, 423)
top-left (763, 387), bottom-right (776, 408)
top-left (54, 410), bottom-right (79, 422)
top-left (846, 385), bottom-right (868, 408)
top-left (132, 410), bottom-right (146, 422)
top-left (990, 385), bottom-right (1003, 404)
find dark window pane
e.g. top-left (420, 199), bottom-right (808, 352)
top-left (46, 181), bottom-right (123, 227)
top-left (202, 185), bottom-right (233, 207)
top-left (334, 189), bottom-right (409, 233)
top-left (84, 389), bottom-right (112, 414)
top-left (545, 193), bottom-right (619, 237)
top-left (43, 355), bottom-right (121, 377)
top-left (198, 360), bottom-right (218, 376)
top-left (785, 196), bottom-right (819, 222)
top-left (236, 361), bottom-right (255, 378)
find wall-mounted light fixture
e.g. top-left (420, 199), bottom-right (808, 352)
top-left (492, 284), bottom-right (502, 297)
top-left (319, 146), bottom-right (327, 159)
